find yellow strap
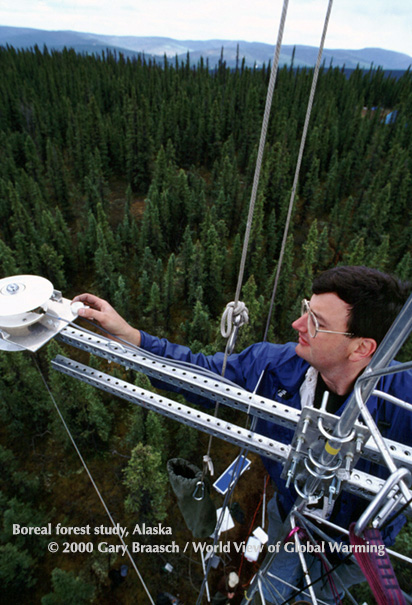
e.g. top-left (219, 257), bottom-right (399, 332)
top-left (325, 441), bottom-right (340, 456)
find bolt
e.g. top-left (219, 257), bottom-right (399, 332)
top-left (6, 283), bottom-right (20, 294)
top-left (286, 458), bottom-right (298, 488)
top-left (328, 483), bottom-right (337, 505)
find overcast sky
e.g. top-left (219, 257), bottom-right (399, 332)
top-left (1, 0), bottom-right (411, 57)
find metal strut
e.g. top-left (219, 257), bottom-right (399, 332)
top-left (51, 354), bottom-right (290, 464)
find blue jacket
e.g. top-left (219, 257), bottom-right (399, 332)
top-left (140, 333), bottom-right (412, 544)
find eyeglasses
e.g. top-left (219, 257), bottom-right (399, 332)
top-left (301, 299), bottom-right (354, 339)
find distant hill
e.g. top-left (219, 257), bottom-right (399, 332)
top-left (1, 25), bottom-right (411, 70)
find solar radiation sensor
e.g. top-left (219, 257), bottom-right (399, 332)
top-left (0, 274), bottom-right (80, 352)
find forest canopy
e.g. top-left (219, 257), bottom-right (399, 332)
top-left (0, 45), bottom-right (411, 602)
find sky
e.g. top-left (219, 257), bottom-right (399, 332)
top-left (1, 0), bottom-right (412, 57)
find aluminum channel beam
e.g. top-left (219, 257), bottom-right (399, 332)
top-left (57, 327), bottom-right (412, 473)
top-left (51, 354), bottom-right (412, 505)
top-left (51, 354), bottom-right (290, 464)
top-left (57, 326), bottom-right (301, 428)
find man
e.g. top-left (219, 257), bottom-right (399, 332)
top-left (74, 266), bottom-right (412, 602)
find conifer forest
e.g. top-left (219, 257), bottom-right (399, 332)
top-left (0, 45), bottom-right (412, 603)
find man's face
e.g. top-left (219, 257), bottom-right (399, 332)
top-left (292, 292), bottom-right (354, 372)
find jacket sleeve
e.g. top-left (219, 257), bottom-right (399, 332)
top-left (139, 331), bottom-right (251, 407)
top-left (138, 332), bottom-right (297, 396)
top-left (139, 331), bottom-right (274, 389)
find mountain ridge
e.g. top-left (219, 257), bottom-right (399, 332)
top-left (1, 25), bottom-right (411, 70)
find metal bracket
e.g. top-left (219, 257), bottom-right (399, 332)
top-left (0, 328), bottom-right (10, 340)
top-left (281, 406), bottom-right (370, 504)
top-left (354, 467), bottom-right (412, 535)
top-left (0, 298), bottom-right (77, 352)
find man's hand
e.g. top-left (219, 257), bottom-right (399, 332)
top-left (72, 293), bottom-right (141, 346)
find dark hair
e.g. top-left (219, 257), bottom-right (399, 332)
top-left (312, 266), bottom-right (411, 345)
